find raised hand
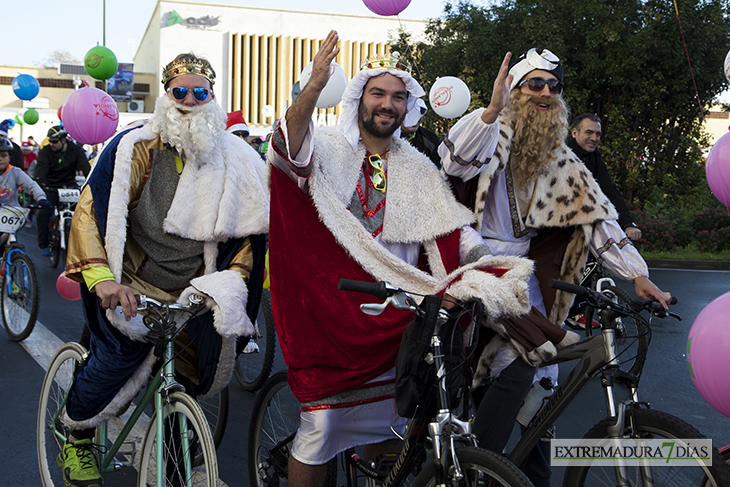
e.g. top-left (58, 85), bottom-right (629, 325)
top-left (285, 30), bottom-right (340, 156)
top-left (482, 52), bottom-right (513, 124)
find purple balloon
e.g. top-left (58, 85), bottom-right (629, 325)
top-left (363, 0), bottom-right (411, 16)
top-left (61, 87), bottom-right (119, 145)
top-left (706, 131), bottom-right (730, 207)
top-left (687, 291), bottom-right (730, 418)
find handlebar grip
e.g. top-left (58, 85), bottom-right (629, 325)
top-left (548, 279), bottom-right (587, 296)
top-left (337, 279), bottom-right (389, 300)
top-left (669, 296), bottom-right (678, 306)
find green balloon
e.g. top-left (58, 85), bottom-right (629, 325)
top-left (84, 45), bottom-right (118, 80)
top-left (23, 108), bottom-right (39, 125)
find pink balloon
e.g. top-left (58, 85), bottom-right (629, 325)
top-left (362, 0), bottom-right (411, 16)
top-left (705, 131), bottom-right (730, 207)
top-left (687, 291), bottom-right (730, 417)
top-left (62, 87), bottom-right (119, 145)
top-left (56, 271), bottom-right (81, 301)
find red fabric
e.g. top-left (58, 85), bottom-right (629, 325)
top-left (270, 167), bottom-right (462, 403)
top-left (21, 152), bottom-right (37, 172)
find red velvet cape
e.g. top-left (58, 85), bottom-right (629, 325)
top-left (270, 167), bottom-right (461, 403)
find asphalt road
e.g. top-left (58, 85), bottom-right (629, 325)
top-left (3, 222), bottom-right (730, 486)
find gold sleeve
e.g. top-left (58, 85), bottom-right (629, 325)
top-left (65, 138), bottom-right (158, 283)
top-left (229, 238), bottom-right (254, 281)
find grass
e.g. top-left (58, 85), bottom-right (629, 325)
top-left (640, 248), bottom-right (730, 261)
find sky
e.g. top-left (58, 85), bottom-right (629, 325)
top-left (2, 0), bottom-right (451, 67)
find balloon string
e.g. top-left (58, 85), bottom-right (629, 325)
top-left (673, 0), bottom-right (705, 120)
top-left (396, 15), bottom-right (424, 83)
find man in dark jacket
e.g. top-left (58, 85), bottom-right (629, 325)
top-left (35, 125), bottom-right (90, 254)
top-left (566, 114), bottom-right (641, 240)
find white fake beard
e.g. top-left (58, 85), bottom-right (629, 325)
top-left (150, 94), bottom-right (227, 167)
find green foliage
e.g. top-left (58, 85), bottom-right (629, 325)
top-left (392, 0), bottom-right (730, 203)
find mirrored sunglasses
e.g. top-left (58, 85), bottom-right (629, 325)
top-left (48, 139), bottom-right (61, 144)
top-left (232, 131), bottom-right (249, 139)
top-left (519, 77), bottom-right (563, 95)
top-left (169, 86), bottom-right (210, 101)
top-left (368, 154), bottom-right (386, 193)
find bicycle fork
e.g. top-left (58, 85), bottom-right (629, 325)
top-left (427, 310), bottom-right (476, 486)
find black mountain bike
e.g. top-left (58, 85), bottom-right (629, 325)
top-left (248, 279), bottom-right (533, 487)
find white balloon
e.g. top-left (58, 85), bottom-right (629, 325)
top-left (724, 50), bottom-right (730, 82)
top-left (262, 104), bottom-right (274, 118)
top-left (299, 61), bottom-right (348, 109)
top-left (429, 76), bottom-right (471, 119)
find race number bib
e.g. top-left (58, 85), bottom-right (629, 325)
top-left (58, 188), bottom-right (81, 203)
top-left (0, 206), bottom-right (30, 233)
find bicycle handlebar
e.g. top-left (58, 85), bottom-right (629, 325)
top-left (549, 279), bottom-right (680, 320)
top-left (337, 279), bottom-right (398, 300)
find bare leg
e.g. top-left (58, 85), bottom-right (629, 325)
top-left (288, 455), bottom-right (328, 487)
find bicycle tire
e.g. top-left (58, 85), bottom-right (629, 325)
top-left (194, 385), bottom-right (229, 467)
top-left (137, 391), bottom-right (219, 486)
top-left (563, 408), bottom-right (730, 487)
top-left (48, 216), bottom-right (61, 268)
top-left (248, 371), bottom-right (336, 487)
top-left (412, 446), bottom-right (533, 487)
top-left (234, 289), bottom-right (276, 392)
top-left (2, 251), bottom-right (40, 341)
top-left (603, 285), bottom-right (649, 377)
top-left (37, 342), bottom-right (88, 487)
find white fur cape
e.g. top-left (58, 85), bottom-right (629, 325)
top-left (307, 127), bottom-right (534, 323)
top-left (63, 124), bottom-right (269, 430)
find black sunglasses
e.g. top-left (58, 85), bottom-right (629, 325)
top-left (169, 87), bottom-right (211, 102)
top-left (519, 77), bottom-right (564, 95)
top-left (48, 139), bottom-right (61, 144)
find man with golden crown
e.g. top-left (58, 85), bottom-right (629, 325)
top-left (57, 53), bottom-right (269, 487)
top-left (440, 47), bottom-right (671, 486)
top-left (267, 31), bottom-right (576, 487)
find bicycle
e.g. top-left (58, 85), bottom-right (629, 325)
top-left (47, 186), bottom-right (79, 268)
top-left (0, 204), bottom-right (40, 341)
top-left (37, 294), bottom-right (219, 486)
top-left (500, 279), bottom-right (730, 486)
top-left (248, 279), bottom-right (534, 487)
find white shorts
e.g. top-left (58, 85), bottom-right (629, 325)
top-left (291, 396), bottom-right (407, 465)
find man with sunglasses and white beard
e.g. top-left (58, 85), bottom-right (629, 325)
top-left (441, 47), bottom-right (671, 486)
top-left (57, 53), bottom-right (269, 487)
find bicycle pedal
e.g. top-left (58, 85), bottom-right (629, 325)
top-left (118, 439), bottom-right (137, 455)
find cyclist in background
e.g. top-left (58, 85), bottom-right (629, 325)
top-left (566, 113), bottom-right (641, 240)
top-left (0, 138), bottom-right (51, 211)
top-left (34, 126), bottom-right (90, 256)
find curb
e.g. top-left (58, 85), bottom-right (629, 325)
top-left (645, 259), bottom-right (730, 271)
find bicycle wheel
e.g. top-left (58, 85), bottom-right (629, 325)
top-left (48, 216), bottom-right (61, 268)
top-left (2, 251), bottom-right (40, 341)
top-left (563, 408), bottom-right (730, 487)
top-left (248, 371), bottom-right (299, 487)
top-left (37, 342), bottom-right (88, 487)
top-left (234, 289), bottom-right (276, 392)
top-left (138, 391), bottom-right (218, 486)
top-left (603, 285), bottom-right (648, 377)
top-left (194, 385), bottom-right (229, 466)
top-left (412, 446), bottom-right (532, 487)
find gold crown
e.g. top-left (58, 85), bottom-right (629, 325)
top-left (360, 52), bottom-right (410, 72)
top-left (162, 57), bottom-right (216, 85)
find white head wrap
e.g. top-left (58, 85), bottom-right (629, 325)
top-left (337, 69), bottom-right (426, 152)
top-left (508, 47), bottom-right (563, 90)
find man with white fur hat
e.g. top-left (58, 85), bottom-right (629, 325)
top-left (267, 31), bottom-right (574, 487)
top-left (441, 47), bottom-right (671, 485)
top-left (58, 52), bottom-right (269, 487)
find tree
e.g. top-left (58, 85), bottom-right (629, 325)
top-left (394, 0), bottom-right (730, 206)
top-left (38, 50), bottom-right (82, 68)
